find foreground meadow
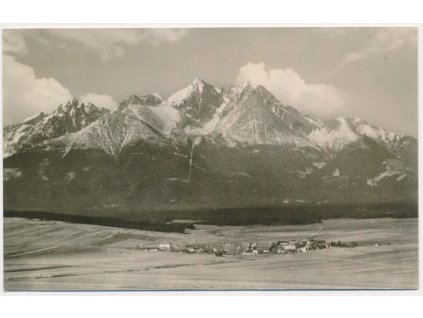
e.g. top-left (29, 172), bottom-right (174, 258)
top-left (4, 217), bottom-right (418, 290)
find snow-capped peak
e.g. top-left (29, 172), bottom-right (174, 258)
top-left (3, 98), bottom-right (109, 158)
top-left (3, 77), bottom-right (416, 163)
top-left (167, 78), bottom-right (210, 106)
top-left (166, 78), bottom-right (224, 123)
top-left (56, 98), bottom-right (80, 110)
top-left (227, 82), bottom-right (257, 103)
top-left (53, 98), bottom-right (99, 116)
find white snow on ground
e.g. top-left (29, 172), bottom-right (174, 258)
top-left (3, 168), bottom-right (23, 181)
top-left (7, 125), bottom-right (28, 143)
top-left (367, 170), bottom-right (402, 187)
top-left (308, 117), bottom-right (360, 152)
top-left (352, 118), bottom-right (400, 144)
top-left (312, 162), bottom-right (326, 169)
top-left (332, 168), bottom-right (340, 177)
top-left (3, 80), bottom-right (413, 164)
top-left (396, 174), bottom-right (407, 181)
top-left (4, 98), bottom-right (108, 158)
top-left (167, 78), bottom-right (205, 106)
top-left (303, 114), bottom-right (323, 128)
top-left (147, 103), bottom-right (181, 133)
top-left (65, 171), bottom-right (76, 181)
top-left (192, 98), bottom-right (231, 134)
top-left (234, 172), bottom-right (252, 178)
top-left (367, 158), bottom-right (408, 186)
top-left (3, 125), bottom-right (30, 157)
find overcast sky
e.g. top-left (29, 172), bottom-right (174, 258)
top-left (3, 27), bottom-right (418, 137)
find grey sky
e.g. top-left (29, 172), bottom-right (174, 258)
top-left (3, 27), bottom-right (418, 137)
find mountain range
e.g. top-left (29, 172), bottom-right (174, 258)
top-left (3, 78), bottom-right (418, 220)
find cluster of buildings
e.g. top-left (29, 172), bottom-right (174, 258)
top-left (139, 239), bottom-right (357, 256)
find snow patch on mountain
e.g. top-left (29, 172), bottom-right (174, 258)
top-left (367, 170), bottom-right (402, 187)
top-left (3, 168), bottom-right (23, 181)
top-left (60, 102), bottom-right (175, 157)
top-left (3, 78), bottom-right (416, 169)
top-left (352, 118), bottom-right (400, 143)
top-left (367, 158), bottom-right (409, 187)
top-left (65, 171), bottom-right (76, 181)
top-left (167, 78), bottom-right (206, 106)
top-left (148, 104), bottom-right (181, 132)
top-left (166, 78), bottom-right (224, 124)
top-left (308, 117), bottom-right (360, 152)
top-left (312, 162), bottom-right (326, 169)
top-left (4, 98), bottom-right (109, 158)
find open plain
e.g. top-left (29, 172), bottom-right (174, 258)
top-left (4, 217), bottom-right (418, 290)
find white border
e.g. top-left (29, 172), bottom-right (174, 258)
top-left (0, 9), bottom-right (422, 318)
top-left (1, 24), bottom-right (422, 297)
top-left (0, 24), bottom-right (422, 296)
top-left (0, 0), bottom-right (422, 23)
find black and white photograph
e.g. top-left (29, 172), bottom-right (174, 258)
top-left (2, 27), bottom-right (418, 291)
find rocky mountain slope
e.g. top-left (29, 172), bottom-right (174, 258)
top-left (4, 98), bottom-right (109, 157)
top-left (3, 79), bottom-right (417, 217)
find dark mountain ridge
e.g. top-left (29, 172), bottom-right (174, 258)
top-left (3, 79), bottom-right (417, 223)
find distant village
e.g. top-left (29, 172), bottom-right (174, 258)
top-left (137, 238), bottom-right (358, 257)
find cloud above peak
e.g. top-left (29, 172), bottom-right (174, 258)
top-left (236, 62), bottom-right (346, 118)
top-left (3, 55), bottom-right (118, 126)
top-left (3, 55), bottom-right (72, 125)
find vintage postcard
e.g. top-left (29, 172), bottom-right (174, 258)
top-left (2, 27), bottom-right (418, 291)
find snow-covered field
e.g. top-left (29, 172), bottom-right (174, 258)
top-left (4, 217), bottom-right (418, 290)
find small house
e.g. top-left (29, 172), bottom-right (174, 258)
top-left (279, 240), bottom-right (297, 251)
top-left (159, 243), bottom-right (172, 251)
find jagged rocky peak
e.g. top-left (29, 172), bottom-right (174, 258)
top-left (118, 94), bottom-right (163, 111)
top-left (227, 81), bottom-right (257, 102)
top-left (3, 98), bottom-right (110, 158)
top-left (167, 78), bottom-right (218, 103)
top-left (229, 82), bottom-right (321, 134)
top-left (53, 98), bottom-right (109, 119)
top-left (228, 82), bottom-right (286, 110)
top-left (56, 98), bottom-right (83, 112)
top-left (3, 77), bottom-right (418, 213)
top-left (50, 98), bottom-right (109, 128)
top-left (3, 78), bottom-right (417, 166)
top-left (166, 78), bottom-right (224, 123)
top-left (215, 90), bottom-right (313, 148)
top-left (191, 77), bottom-right (206, 88)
